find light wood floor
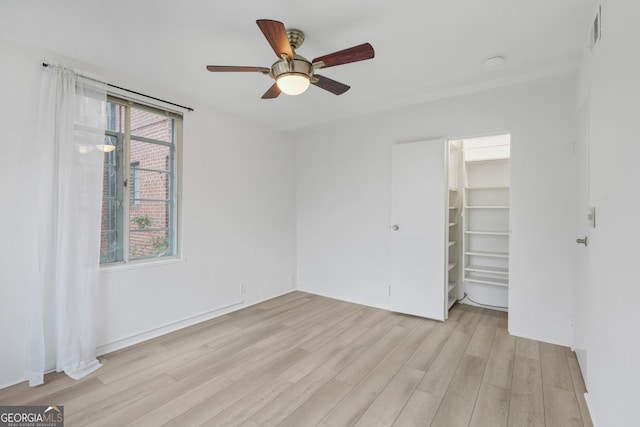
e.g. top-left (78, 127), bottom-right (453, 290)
top-left (0, 291), bottom-right (592, 427)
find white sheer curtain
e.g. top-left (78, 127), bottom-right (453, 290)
top-left (26, 65), bottom-right (107, 386)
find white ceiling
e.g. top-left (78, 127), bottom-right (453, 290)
top-left (0, 0), bottom-right (593, 131)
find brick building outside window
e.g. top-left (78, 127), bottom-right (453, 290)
top-left (100, 97), bottom-right (182, 264)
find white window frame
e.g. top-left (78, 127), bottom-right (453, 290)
top-left (100, 95), bottom-right (183, 266)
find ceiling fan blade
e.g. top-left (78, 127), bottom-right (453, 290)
top-left (256, 19), bottom-right (294, 59)
top-left (312, 43), bottom-right (375, 69)
top-left (261, 83), bottom-right (282, 99)
top-left (312, 74), bottom-right (350, 95)
top-left (206, 65), bottom-right (270, 73)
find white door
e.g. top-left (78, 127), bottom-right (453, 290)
top-left (573, 100), bottom-right (590, 386)
top-left (390, 139), bottom-right (446, 320)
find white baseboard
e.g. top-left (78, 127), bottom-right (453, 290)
top-left (95, 299), bottom-right (244, 356)
top-left (0, 378), bottom-right (27, 390)
top-left (296, 287), bottom-right (391, 313)
top-left (1, 289), bottom-right (297, 390)
top-left (96, 289), bottom-right (296, 356)
top-left (584, 392), bottom-right (598, 427)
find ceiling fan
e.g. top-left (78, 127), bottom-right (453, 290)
top-left (206, 19), bottom-right (375, 99)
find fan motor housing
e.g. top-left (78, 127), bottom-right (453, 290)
top-left (271, 56), bottom-right (313, 80)
top-left (286, 29), bottom-right (305, 50)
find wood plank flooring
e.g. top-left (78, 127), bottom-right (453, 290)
top-left (0, 291), bottom-right (593, 426)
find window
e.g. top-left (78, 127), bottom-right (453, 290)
top-left (100, 96), bottom-right (182, 264)
top-left (130, 161), bottom-right (141, 206)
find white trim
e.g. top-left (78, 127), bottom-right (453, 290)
top-left (96, 300), bottom-right (244, 356)
top-left (95, 289), bottom-right (296, 357)
top-left (1, 289), bottom-right (296, 390)
top-left (297, 287), bottom-right (396, 315)
top-left (0, 378), bottom-right (28, 390)
top-left (584, 392), bottom-right (598, 427)
top-left (99, 255), bottom-right (186, 272)
top-left (276, 62), bottom-right (579, 131)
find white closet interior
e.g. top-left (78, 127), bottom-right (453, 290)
top-left (458, 134), bottom-right (511, 311)
top-left (446, 141), bottom-right (462, 314)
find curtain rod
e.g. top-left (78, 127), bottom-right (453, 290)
top-left (42, 62), bottom-right (194, 112)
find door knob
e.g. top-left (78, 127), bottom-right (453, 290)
top-left (390, 225), bottom-right (399, 231)
top-left (576, 237), bottom-right (588, 246)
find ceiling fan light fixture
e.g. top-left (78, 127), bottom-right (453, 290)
top-left (206, 20), bottom-right (375, 99)
top-left (276, 73), bottom-right (310, 95)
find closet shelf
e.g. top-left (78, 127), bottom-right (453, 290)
top-left (448, 262), bottom-right (457, 271)
top-left (464, 205), bottom-right (509, 209)
top-left (464, 274), bottom-right (509, 287)
top-left (464, 157), bottom-right (510, 164)
top-left (465, 186), bottom-right (510, 190)
top-left (465, 251), bottom-right (509, 258)
top-left (448, 296), bottom-right (457, 309)
top-left (464, 265), bottom-right (509, 275)
top-left (464, 230), bottom-right (510, 236)
top-left (448, 281), bottom-right (457, 292)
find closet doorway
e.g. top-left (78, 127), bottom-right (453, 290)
top-left (389, 134), bottom-right (510, 322)
top-left (456, 134), bottom-right (511, 311)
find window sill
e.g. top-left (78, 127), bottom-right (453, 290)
top-left (100, 256), bottom-right (186, 273)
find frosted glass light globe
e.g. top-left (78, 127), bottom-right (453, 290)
top-left (276, 74), bottom-right (310, 95)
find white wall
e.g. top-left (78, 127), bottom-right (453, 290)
top-left (574, 1), bottom-right (640, 425)
top-left (0, 37), bottom-right (297, 387)
top-left (295, 75), bottom-right (577, 346)
top-left (0, 37), bottom-right (44, 389)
